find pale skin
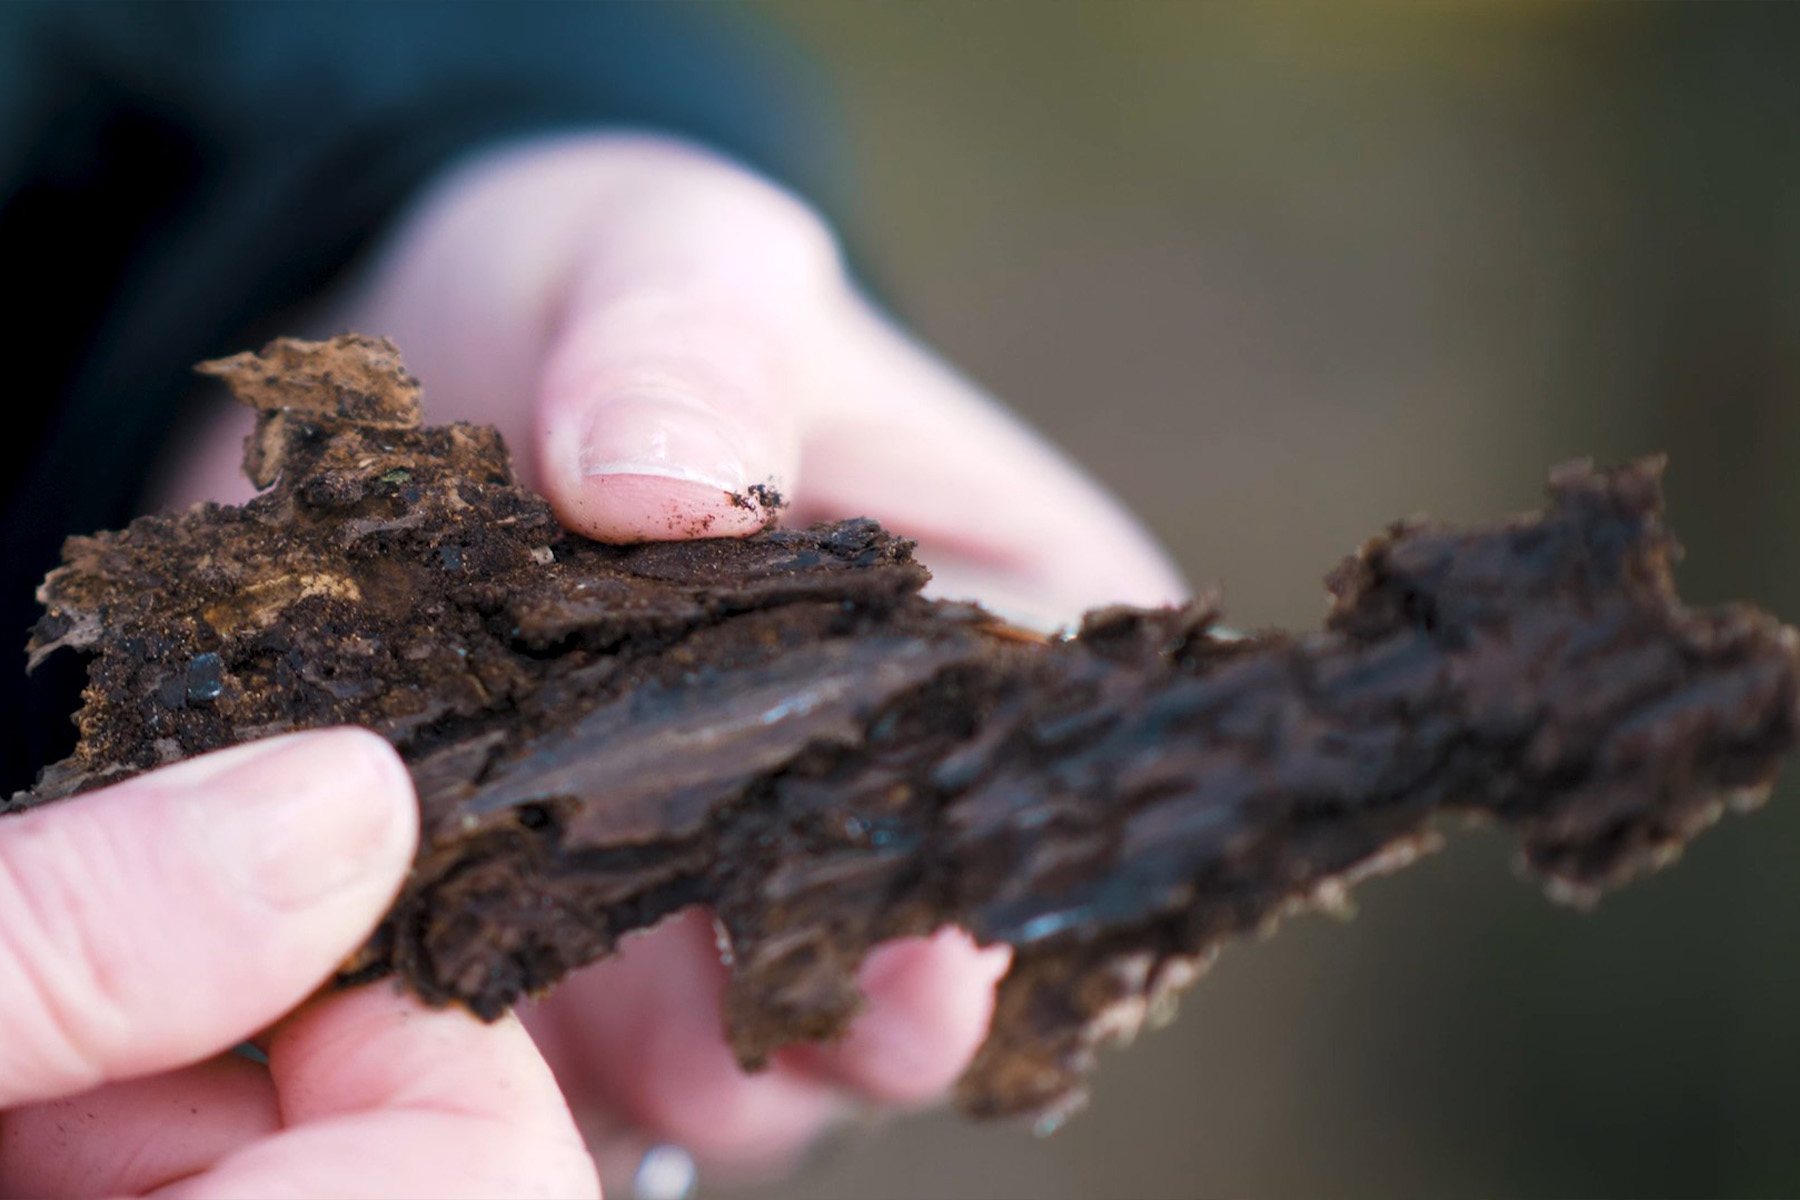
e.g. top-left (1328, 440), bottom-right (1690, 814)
top-left (0, 135), bottom-right (1185, 1196)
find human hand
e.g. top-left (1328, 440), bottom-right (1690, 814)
top-left (0, 730), bottom-right (598, 1199)
top-left (162, 133), bottom-right (1186, 1178)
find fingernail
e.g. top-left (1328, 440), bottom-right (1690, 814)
top-left (580, 393), bottom-right (750, 493)
top-left (175, 731), bottom-right (414, 910)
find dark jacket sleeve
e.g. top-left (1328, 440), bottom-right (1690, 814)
top-left (0, 0), bottom-right (850, 790)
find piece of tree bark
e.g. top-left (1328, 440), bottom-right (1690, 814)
top-left (11, 336), bottom-right (1796, 1123)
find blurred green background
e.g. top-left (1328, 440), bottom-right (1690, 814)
top-left (720, 3), bottom-right (1800, 1198)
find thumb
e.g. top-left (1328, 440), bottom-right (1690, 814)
top-left (533, 140), bottom-right (833, 542)
top-left (0, 729), bottom-right (416, 1107)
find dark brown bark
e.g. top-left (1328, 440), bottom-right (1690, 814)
top-left (13, 336), bottom-right (1795, 1123)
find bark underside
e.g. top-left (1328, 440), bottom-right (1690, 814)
top-left (14, 335), bottom-right (1796, 1123)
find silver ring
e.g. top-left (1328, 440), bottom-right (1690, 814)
top-left (631, 1143), bottom-right (698, 1200)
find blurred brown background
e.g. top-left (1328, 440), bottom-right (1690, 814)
top-left (722, 3), bottom-right (1800, 1198)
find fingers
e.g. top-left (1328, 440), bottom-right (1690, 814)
top-left (163, 986), bottom-right (598, 1200)
top-left (0, 1055), bottom-right (279, 1199)
top-left (524, 139), bottom-right (1181, 609)
top-left (300, 130), bottom-right (1185, 615)
top-left (521, 134), bottom-right (1179, 599)
top-left (526, 916), bottom-right (1010, 1171)
top-left (172, 128), bottom-right (1182, 615)
top-left (0, 729), bottom-right (416, 1108)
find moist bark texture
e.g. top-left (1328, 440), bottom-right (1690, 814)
top-left (13, 336), bottom-right (1797, 1122)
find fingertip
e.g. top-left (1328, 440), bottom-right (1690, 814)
top-left (175, 729), bottom-right (418, 919)
top-left (324, 727), bottom-right (421, 869)
top-left (532, 269), bottom-right (804, 545)
top-left (564, 472), bottom-right (776, 543)
top-left (785, 928), bottom-right (1010, 1108)
top-left (316, 725), bottom-right (415, 792)
top-left (281, 728), bottom-right (420, 867)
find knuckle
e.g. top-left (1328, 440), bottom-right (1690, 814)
top-left (595, 133), bottom-right (843, 282)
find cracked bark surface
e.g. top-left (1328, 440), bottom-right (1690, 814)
top-left (11, 336), bottom-right (1796, 1122)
